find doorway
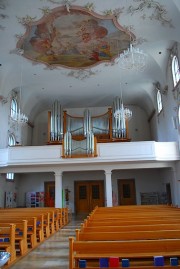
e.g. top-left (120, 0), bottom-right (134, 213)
top-left (44, 181), bottom-right (55, 207)
top-left (118, 179), bottom-right (136, 205)
top-left (75, 180), bottom-right (104, 214)
top-left (166, 183), bottom-right (172, 205)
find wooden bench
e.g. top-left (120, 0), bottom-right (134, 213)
top-left (0, 224), bottom-right (16, 265)
top-left (83, 217), bottom-right (180, 227)
top-left (69, 237), bottom-right (180, 269)
top-left (81, 223), bottom-right (180, 232)
top-left (0, 216), bottom-right (37, 249)
top-left (0, 220), bottom-right (28, 256)
top-left (71, 266), bottom-right (180, 269)
top-left (76, 228), bottom-right (180, 241)
top-left (0, 212), bottom-right (44, 243)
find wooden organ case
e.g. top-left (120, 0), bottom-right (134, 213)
top-left (47, 101), bottom-right (131, 158)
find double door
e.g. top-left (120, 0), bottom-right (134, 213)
top-left (75, 181), bottom-right (104, 214)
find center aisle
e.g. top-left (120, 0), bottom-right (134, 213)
top-left (8, 215), bottom-right (85, 269)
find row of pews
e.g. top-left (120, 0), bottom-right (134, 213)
top-left (0, 207), bottom-right (71, 267)
top-left (69, 205), bottom-right (180, 269)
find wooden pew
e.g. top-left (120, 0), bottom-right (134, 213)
top-left (0, 220), bottom-right (28, 256)
top-left (0, 212), bottom-right (44, 243)
top-left (0, 216), bottom-right (37, 248)
top-left (69, 237), bottom-right (180, 269)
top-left (83, 217), bottom-right (180, 227)
top-left (76, 228), bottom-right (180, 241)
top-left (0, 224), bottom-right (16, 265)
top-left (81, 223), bottom-right (180, 233)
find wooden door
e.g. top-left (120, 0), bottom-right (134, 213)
top-left (44, 181), bottom-right (55, 207)
top-left (75, 181), bottom-right (104, 214)
top-left (166, 183), bottom-right (172, 205)
top-left (118, 179), bottom-right (136, 205)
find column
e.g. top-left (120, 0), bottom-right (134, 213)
top-left (104, 170), bottom-right (112, 207)
top-left (54, 171), bottom-right (63, 208)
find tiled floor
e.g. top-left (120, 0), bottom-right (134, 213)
top-left (8, 215), bottom-right (85, 269)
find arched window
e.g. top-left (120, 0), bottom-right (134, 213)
top-left (8, 133), bottom-right (16, 146)
top-left (10, 98), bottom-right (18, 120)
top-left (172, 55), bottom-right (180, 87)
top-left (157, 89), bottom-right (163, 114)
top-left (178, 105), bottom-right (180, 126)
top-left (7, 133), bottom-right (16, 181)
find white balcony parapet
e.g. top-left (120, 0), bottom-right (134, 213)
top-left (0, 141), bottom-right (179, 167)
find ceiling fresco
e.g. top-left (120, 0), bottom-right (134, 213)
top-left (16, 6), bottom-right (132, 68)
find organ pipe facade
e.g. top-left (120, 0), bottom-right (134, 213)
top-left (48, 99), bottom-right (131, 156)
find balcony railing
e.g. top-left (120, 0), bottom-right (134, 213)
top-left (0, 141), bottom-right (179, 168)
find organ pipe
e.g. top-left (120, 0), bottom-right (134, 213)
top-left (86, 131), bottom-right (94, 154)
top-left (84, 109), bottom-right (91, 137)
top-left (50, 100), bottom-right (63, 141)
top-left (112, 96), bottom-right (127, 138)
top-left (64, 131), bottom-right (72, 156)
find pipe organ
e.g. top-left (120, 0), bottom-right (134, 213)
top-left (47, 100), bottom-right (131, 157)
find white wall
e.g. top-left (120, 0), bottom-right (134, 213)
top-left (150, 43), bottom-right (180, 143)
top-left (32, 111), bottom-right (49, 146)
top-left (14, 169), bottom-right (165, 212)
top-left (112, 169), bottom-right (163, 205)
top-left (17, 172), bottom-right (54, 206)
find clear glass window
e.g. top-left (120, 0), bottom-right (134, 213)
top-left (7, 133), bottom-right (16, 181)
top-left (6, 173), bottom-right (14, 180)
top-left (178, 105), bottom-right (180, 126)
top-left (8, 133), bottom-right (16, 146)
top-left (10, 98), bottom-right (18, 120)
top-left (172, 55), bottom-right (180, 87)
top-left (157, 89), bottom-right (163, 114)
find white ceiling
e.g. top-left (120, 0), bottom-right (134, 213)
top-left (0, 0), bottom-right (180, 122)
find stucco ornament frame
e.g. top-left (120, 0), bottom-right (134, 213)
top-left (16, 5), bottom-right (133, 69)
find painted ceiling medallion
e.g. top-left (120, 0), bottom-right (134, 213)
top-left (16, 5), bottom-right (132, 68)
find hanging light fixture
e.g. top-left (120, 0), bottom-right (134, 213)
top-left (11, 49), bottom-right (28, 125)
top-left (117, 1), bottom-right (147, 72)
top-left (118, 42), bottom-right (147, 71)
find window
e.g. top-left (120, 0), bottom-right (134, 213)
top-left (8, 133), bottom-right (16, 146)
top-left (172, 55), bottom-right (180, 87)
top-left (7, 133), bottom-right (16, 181)
top-left (178, 105), bottom-right (180, 126)
top-left (10, 98), bottom-right (18, 120)
top-left (157, 89), bottom-right (163, 114)
top-left (6, 173), bottom-right (14, 180)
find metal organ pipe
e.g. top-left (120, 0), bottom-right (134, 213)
top-left (84, 109), bottom-right (91, 137)
top-left (112, 96), bottom-right (127, 139)
top-left (64, 131), bottom-right (72, 157)
top-left (50, 100), bottom-right (63, 141)
top-left (50, 102), bottom-right (54, 141)
top-left (86, 131), bottom-right (94, 155)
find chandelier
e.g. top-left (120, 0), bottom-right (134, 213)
top-left (118, 43), bottom-right (147, 71)
top-left (11, 49), bottom-right (28, 125)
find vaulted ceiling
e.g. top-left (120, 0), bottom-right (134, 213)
top-left (0, 0), bottom-right (180, 122)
